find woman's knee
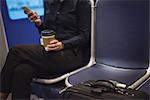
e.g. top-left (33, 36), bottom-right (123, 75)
top-left (10, 45), bottom-right (29, 51)
top-left (9, 45), bottom-right (24, 54)
top-left (13, 64), bottom-right (35, 78)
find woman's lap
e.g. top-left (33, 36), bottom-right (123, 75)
top-left (11, 44), bottom-right (82, 76)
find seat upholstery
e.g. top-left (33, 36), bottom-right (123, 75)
top-left (68, 64), bottom-right (146, 86)
top-left (139, 80), bottom-right (150, 94)
top-left (96, 0), bottom-right (149, 69)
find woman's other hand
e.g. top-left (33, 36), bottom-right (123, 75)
top-left (46, 40), bottom-right (64, 51)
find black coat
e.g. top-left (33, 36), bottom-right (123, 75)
top-left (37, 0), bottom-right (91, 50)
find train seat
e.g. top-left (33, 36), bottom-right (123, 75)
top-left (66, 0), bottom-right (149, 92)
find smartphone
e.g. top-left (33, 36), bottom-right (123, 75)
top-left (22, 6), bottom-right (31, 14)
top-left (22, 6), bottom-right (34, 22)
top-left (22, 6), bottom-right (40, 23)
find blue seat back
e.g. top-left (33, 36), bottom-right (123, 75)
top-left (96, 0), bottom-right (149, 69)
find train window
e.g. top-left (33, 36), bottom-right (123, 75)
top-left (6, 0), bottom-right (44, 20)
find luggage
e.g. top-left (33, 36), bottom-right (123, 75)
top-left (60, 80), bottom-right (149, 100)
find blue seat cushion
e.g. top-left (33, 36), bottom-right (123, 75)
top-left (68, 64), bottom-right (146, 86)
top-left (139, 80), bottom-right (150, 94)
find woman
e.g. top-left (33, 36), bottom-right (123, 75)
top-left (0, 0), bottom-right (91, 99)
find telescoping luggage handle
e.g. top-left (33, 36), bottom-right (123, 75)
top-left (83, 80), bottom-right (116, 94)
top-left (82, 80), bottom-right (135, 96)
top-left (60, 80), bottom-right (135, 96)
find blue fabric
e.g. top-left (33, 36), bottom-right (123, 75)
top-left (68, 64), bottom-right (146, 86)
top-left (139, 80), bottom-right (150, 94)
top-left (96, 0), bottom-right (149, 69)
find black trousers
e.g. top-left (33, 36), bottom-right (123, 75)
top-left (0, 45), bottom-right (82, 99)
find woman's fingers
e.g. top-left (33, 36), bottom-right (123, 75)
top-left (47, 44), bottom-right (58, 48)
top-left (27, 12), bottom-right (40, 22)
top-left (25, 11), bottom-right (41, 26)
top-left (49, 40), bottom-right (59, 44)
top-left (34, 18), bottom-right (42, 26)
top-left (44, 40), bottom-right (64, 51)
top-left (46, 44), bottom-right (59, 51)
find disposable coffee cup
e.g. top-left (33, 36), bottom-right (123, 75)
top-left (41, 30), bottom-right (56, 47)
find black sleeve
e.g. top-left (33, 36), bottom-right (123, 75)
top-left (35, 0), bottom-right (50, 32)
top-left (62, 0), bottom-right (91, 49)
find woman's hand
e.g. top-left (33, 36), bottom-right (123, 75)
top-left (46, 40), bottom-right (64, 51)
top-left (26, 11), bottom-right (42, 26)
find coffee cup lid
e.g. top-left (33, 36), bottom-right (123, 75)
top-left (41, 29), bottom-right (56, 36)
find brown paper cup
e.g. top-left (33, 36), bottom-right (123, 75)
top-left (42, 35), bottom-right (55, 47)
